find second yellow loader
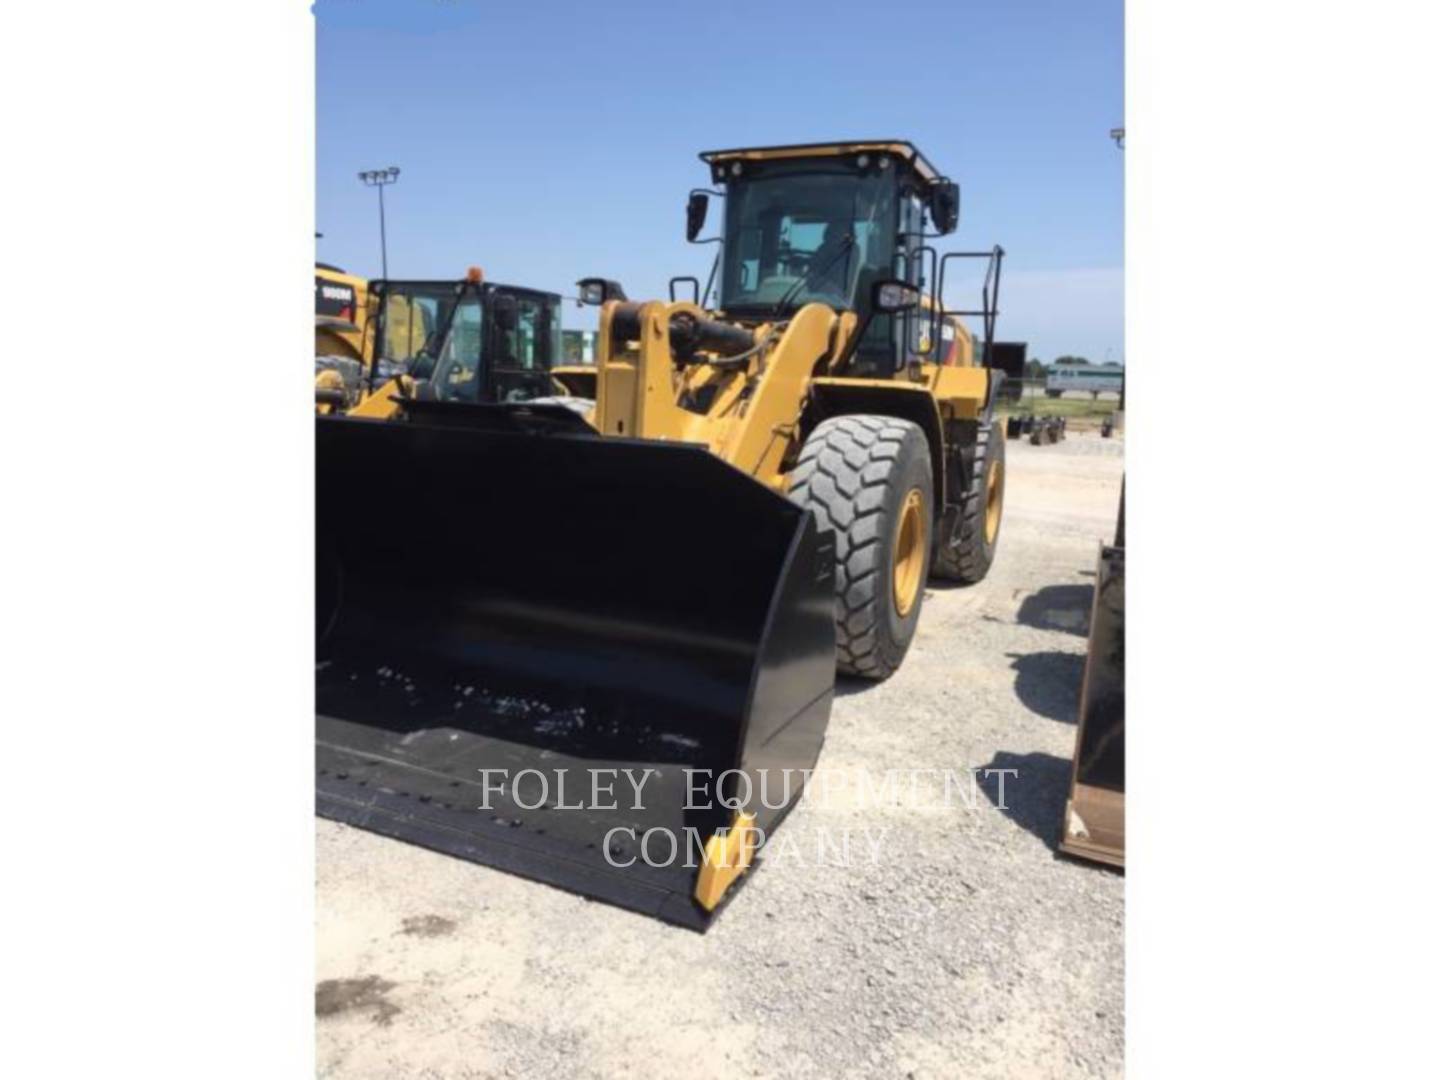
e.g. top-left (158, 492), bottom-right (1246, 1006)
top-left (317, 268), bottom-right (574, 415)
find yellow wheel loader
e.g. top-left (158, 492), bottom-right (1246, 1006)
top-left (316, 140), bottom-right (1023, 927)
top-left (580, 142), bottom-right (1022, 675)
top-left (315, 263), bottom-right (368, 362)
top-left (314, 264), bottom-right (369, 409)
top-left (317, 269), bottom-right (576, 416)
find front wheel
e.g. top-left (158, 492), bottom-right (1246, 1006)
top-left (789, 415), bottom-right (934, 680)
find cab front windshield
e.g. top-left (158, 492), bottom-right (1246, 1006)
top-left (373, 284), bottom-right (459, 368)
top-left (371, 282), bottom-right (485, 400)
top-left (426, 294), bottom-right (484, 401)
top-left (719, 164), bottom-right (897, 314)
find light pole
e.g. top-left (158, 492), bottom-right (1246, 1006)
top-left (358, 166), bottom-right (400, 279)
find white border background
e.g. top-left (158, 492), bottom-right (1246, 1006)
top-left (1128, 0), bottom-right (1438, 1074)
top-left (3, 1), bottom-right (1438, 1075)
top-left (4, 2), bottom-right (313, 1075)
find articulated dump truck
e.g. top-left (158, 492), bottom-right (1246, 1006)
top-left (316, 141), bottom-right (1022, 928)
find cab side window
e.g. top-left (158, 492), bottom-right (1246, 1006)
top-left (497, 297), bottom-right (549, 369)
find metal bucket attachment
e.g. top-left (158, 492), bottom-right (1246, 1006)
top-left (316, 411), bottom-right (836, 929)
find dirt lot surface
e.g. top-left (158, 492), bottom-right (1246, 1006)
top-left (317, 431), bottom-right (1126, 1080)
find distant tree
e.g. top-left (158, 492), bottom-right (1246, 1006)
top-left (1024, 359), bottom-right (1048, 379)
top-left (1054, 354), bottom-right (1090, 366)
top-left (1101, 360), bottom-right (1123, 367)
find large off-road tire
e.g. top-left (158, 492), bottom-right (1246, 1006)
top-left (933, 419), bottom-right (1006, 584)
top-left (789, 415), bottom-right (934, 680)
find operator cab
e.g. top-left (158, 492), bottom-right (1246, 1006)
top-left (694, 141), bottom-right (961, 376)
top-left (366, 275), bottom-right (563, 403)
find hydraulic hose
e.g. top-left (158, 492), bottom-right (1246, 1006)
top-left (607, 303), bottom-right (777, 369)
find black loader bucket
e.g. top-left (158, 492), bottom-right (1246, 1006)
top-left (316, 409), bottom-right (836, 929)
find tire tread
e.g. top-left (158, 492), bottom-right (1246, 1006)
top-left (790, 415), bottom-right (926, 678)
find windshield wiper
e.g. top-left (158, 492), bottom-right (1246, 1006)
top-left (771, 233), bottom-right (855, 316)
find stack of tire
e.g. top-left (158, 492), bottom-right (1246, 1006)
top-left (1029, 418), bottom-right (1065, 446)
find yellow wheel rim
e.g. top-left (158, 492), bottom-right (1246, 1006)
top-left (892, 488), bottom-right (926, 618)
top-left (984, 457), bottom-right (1004, 545)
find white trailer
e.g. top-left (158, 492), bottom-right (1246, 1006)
top-left (1045, 365), bottom-right (1124, 399)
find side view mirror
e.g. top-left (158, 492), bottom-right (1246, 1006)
top-left (686, 192), bottom-right (709, 242)
top-left (871, 278), bottom-right (922, 314)
top-left (493, 295), bottom-right (518, 331)
top-left (929, 180), bottom-right (960, 235)
top-left (576, 277), bottom-right (628, 306)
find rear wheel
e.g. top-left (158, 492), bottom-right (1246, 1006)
top-left (933, 419), bottom-right (1006, 583)
top-left (789, 415), bottom-right (933, 680)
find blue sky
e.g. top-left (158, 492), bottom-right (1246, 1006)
top-left (317, 0), bottom-right (1122, 363)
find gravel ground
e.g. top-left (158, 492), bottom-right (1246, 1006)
top-left (316, 431), bottom-right (1126, 1079)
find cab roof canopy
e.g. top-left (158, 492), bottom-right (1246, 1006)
top-left (699, 140), bottom-right (942, 185)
